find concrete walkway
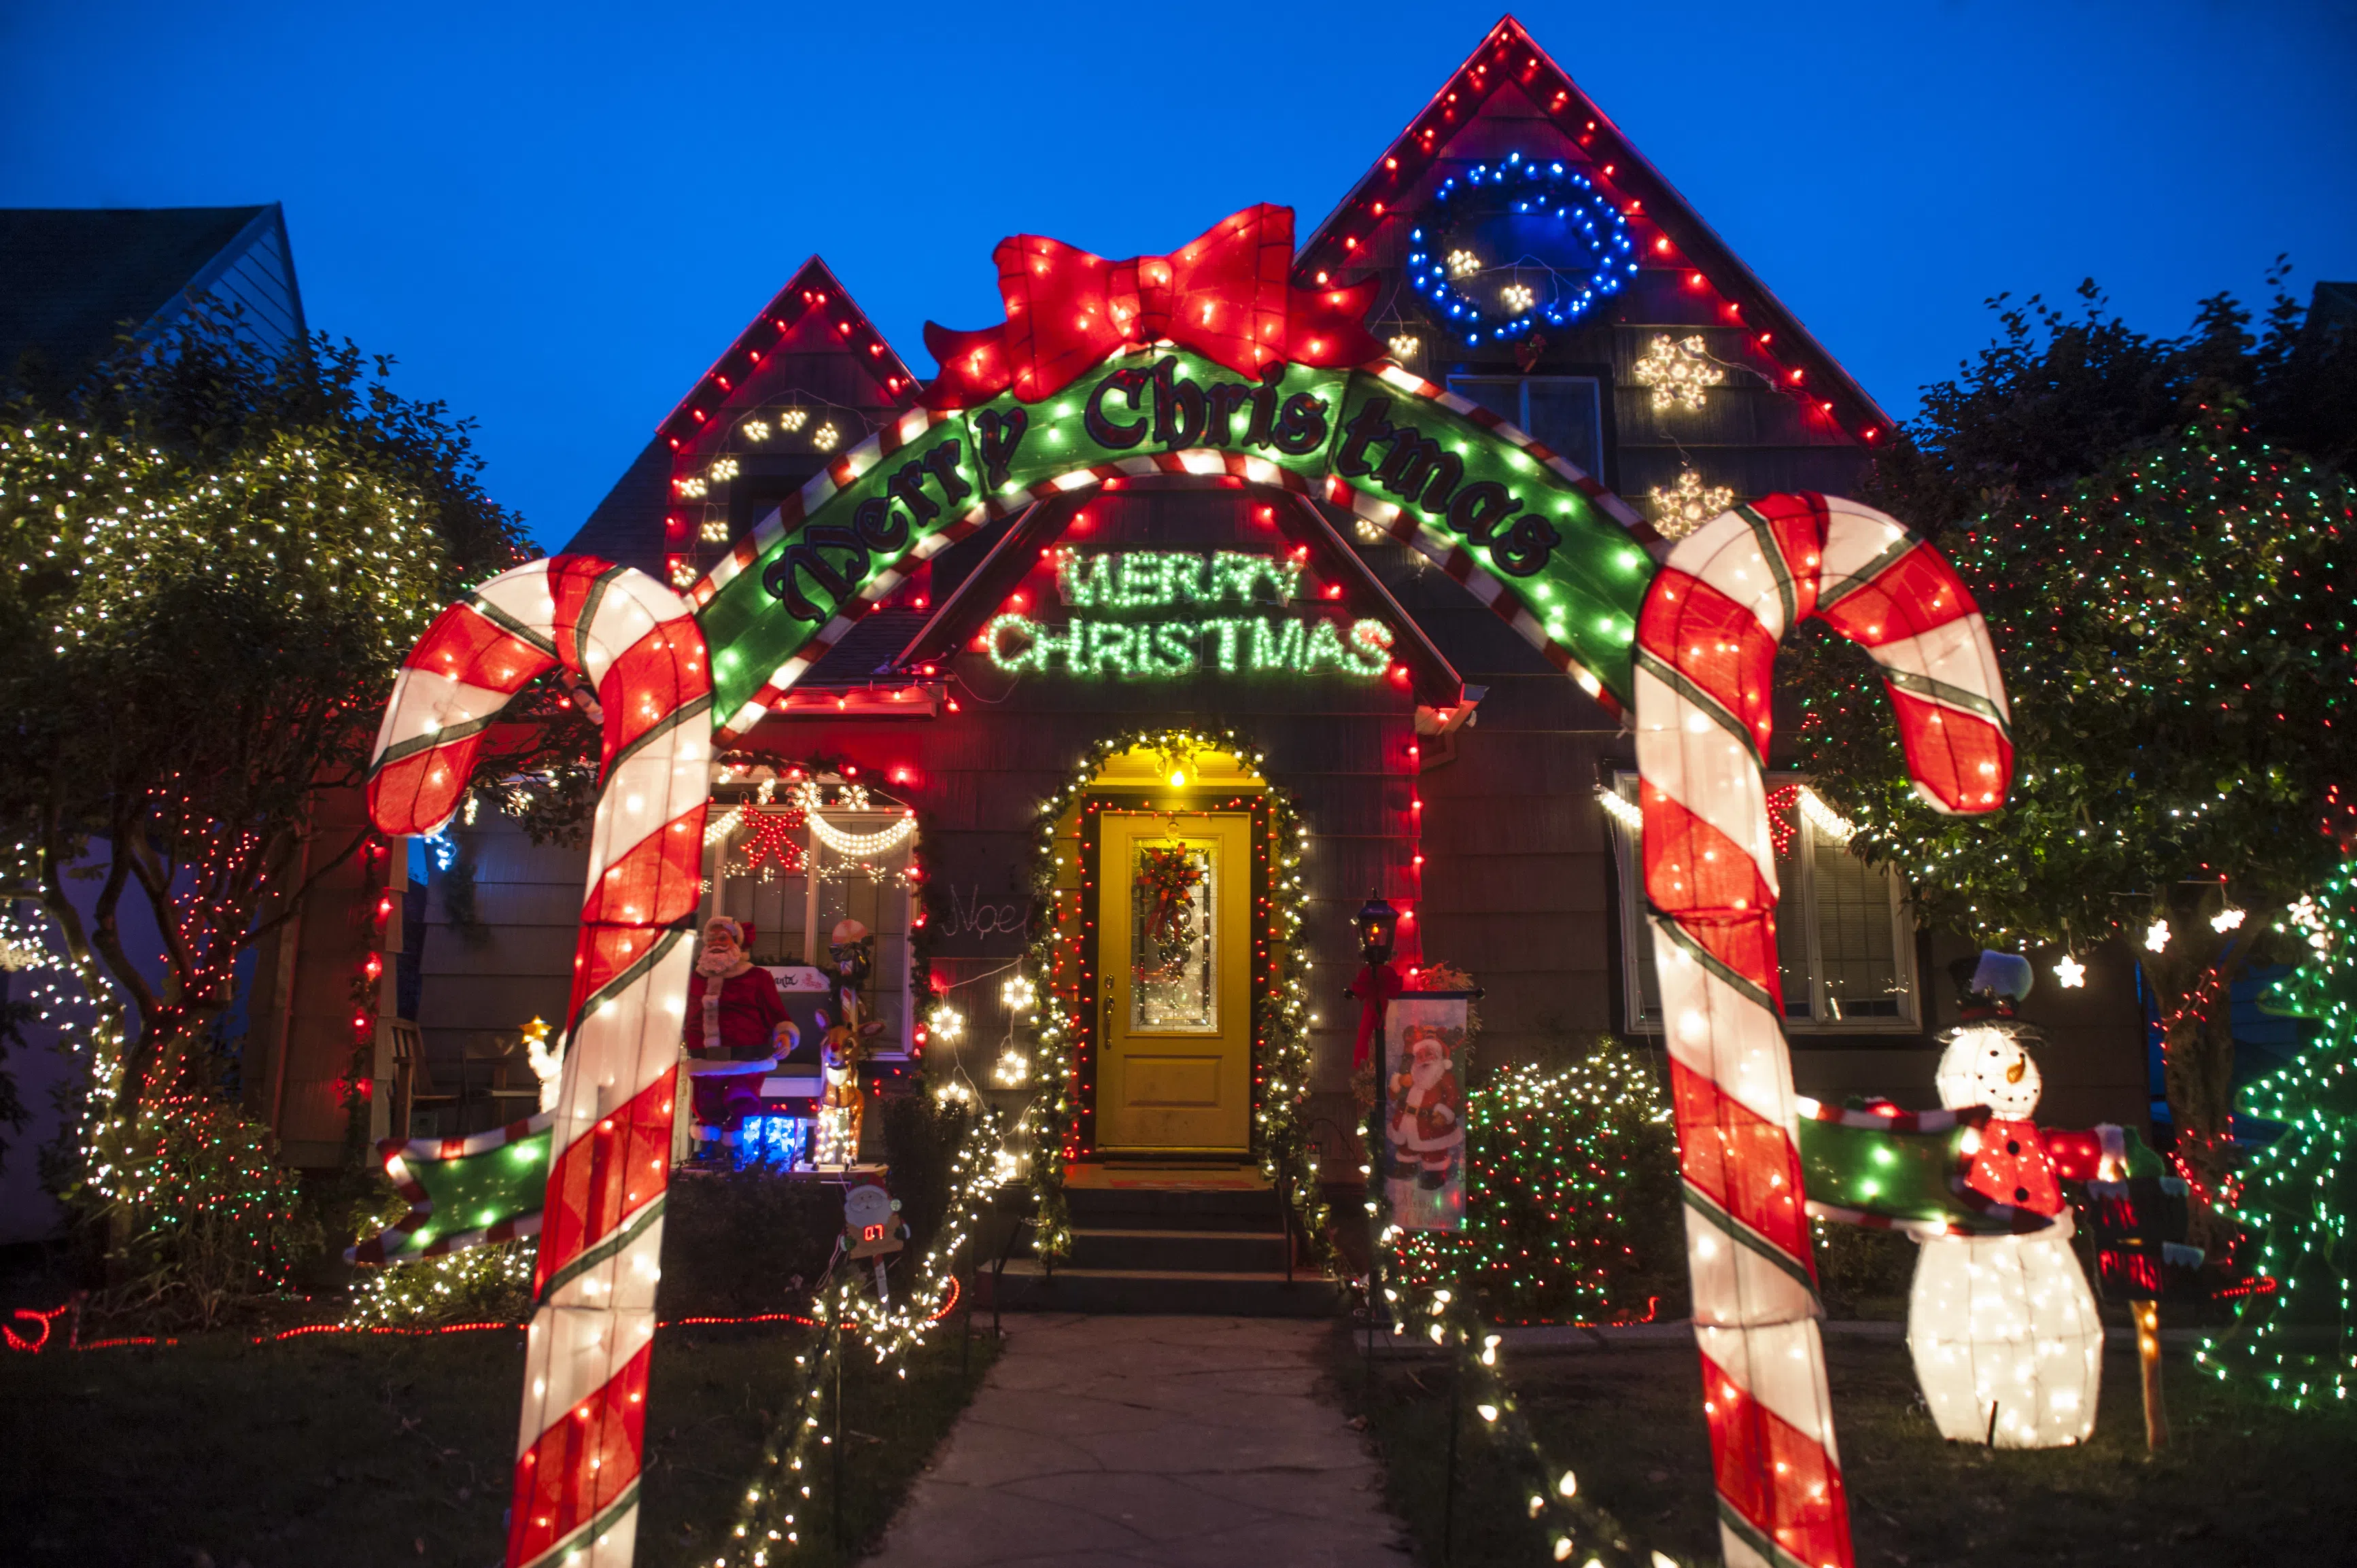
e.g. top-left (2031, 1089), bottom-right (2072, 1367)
top-left (862, 1314), bottom-right (1413, 1567)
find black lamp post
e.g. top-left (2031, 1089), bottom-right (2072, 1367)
top-left (1354, 892), bottom-right (1398, 966)
top-left (1352, 890), bottom-right (1398, 1359)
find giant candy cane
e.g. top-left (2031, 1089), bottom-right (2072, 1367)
top-left (369, 556), bottom-right (711, 1568)
top-left (1634, 495), bottom-right (2010, 1568)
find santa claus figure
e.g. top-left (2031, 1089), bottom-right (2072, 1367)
top-left (1908, 952), bottom-right (2124, 1448)
top-left (683, 916), bottom-right (795, 1167)
top-left (1387, 1025), bottom-right (1465, 1191)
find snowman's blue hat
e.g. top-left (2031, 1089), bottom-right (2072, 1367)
top-left (1949, 949), bottom-right (2033, 1018)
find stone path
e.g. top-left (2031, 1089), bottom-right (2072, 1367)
top-left (861, 1314), bottom-right (1413, 1567)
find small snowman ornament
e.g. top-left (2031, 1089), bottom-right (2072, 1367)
top-left (1907, 952), bottom-right (2120, 1448)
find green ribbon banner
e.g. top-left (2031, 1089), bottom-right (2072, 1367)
top-left (695, 351), bottom-right (1659, 728)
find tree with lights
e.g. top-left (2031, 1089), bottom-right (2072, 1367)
top-left (2197, 867), bottom-right (2357, 1406)
top-left (1793, 284), bottom-right (2357, 1221)
top-left (1392, 1040), bottom-right (1683, 1325)
top-left (0, 302), bottom-right (553, 1283)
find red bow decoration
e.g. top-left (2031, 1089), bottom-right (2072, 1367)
top-left (923, 205), bottom-right (1385, 408)
top-left (1347, 960), bottom-right (1405, 1070)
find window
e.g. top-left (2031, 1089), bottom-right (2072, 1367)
top-left (1446, 375), bottom-right (1606, 481)
top-left (1604, 772), bottom-right (1918, 1034)
top-left (704, 773), bottom-right (918, 1057)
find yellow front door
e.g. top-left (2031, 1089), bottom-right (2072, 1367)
top-left (1095, 811), bottom-right (1252, 1153)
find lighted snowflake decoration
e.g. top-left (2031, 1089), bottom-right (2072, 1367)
top-left (1001, 974), bottom-right (1037, 1015)
top-left (708, 457), bottom-right (740, 483)
top-left (673, 474), bottom-right (707, 499)
top-left (669, 559), bottom-right (697, 589)
top-left (700, 517), bottom-right (728, 542)
top-left (1646, 468), bottom-right (1733, 540)
top-left (1633, 334), bottom-right (1725, 413)
top-left (778, 407), bottom-right (810, 432)
top-left (994, 1049), bottom-right (1030, 1087)
top-left (742, 419), bottom-right (771, 443)
top-left (1445, 249), bottom-right (1481, 279)
top-left (1386, 333), bottom-right (1420, 362)
top-left (2211, 905), bottom-right (2247, 933)
top-left (2145, 917), bottom-right (2171, 953)
top-left (1500, 283), bottom-right (1535, 315)
top-left (927, 1004), bottom-right (965, 1045)
top-left (2285, 894), bottom-right (2331, 954)
top-left (2052, 952), bottom-right (2086, 989)
top-left (812, 421), bottom-right (840, 451)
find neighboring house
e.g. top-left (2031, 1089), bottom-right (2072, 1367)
top-left (0, 203), bottom-right (355, 1231)
top-left (410, 15), bottom-right (2146, 1169)
top-left (0, 203), bottom-right (305, 400)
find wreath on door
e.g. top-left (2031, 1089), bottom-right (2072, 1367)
top-left (1135, 843), bottom-right (1205, 981)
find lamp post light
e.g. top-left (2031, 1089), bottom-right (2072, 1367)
top-left (1352, 891), bottom-right (1399, 1362)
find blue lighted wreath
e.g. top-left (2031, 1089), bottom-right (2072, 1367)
top-left (1407, 153), bottom-right (1636, 346)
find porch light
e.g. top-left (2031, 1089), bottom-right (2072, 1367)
top-left (1354, 890), bottom-right (1398, 964)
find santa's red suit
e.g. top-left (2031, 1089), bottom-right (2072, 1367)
top-left (1388, 1039), bottom-right (1464, 1188)
top-left (684, 965), bottom-right (787, 1148)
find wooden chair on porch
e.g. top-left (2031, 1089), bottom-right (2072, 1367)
top-left (462, 1030), bottom-right (543, 1132)
top-left (387, 1019), bottom-right (455, 1143)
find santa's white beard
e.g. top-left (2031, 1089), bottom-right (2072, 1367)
top-left (696, 944), bottom-right (746, 978)
top-left (1406, 1056), bottom-right (1443, 1098)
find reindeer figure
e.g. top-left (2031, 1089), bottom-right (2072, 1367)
top-left (814, 918), bottom-right (885, 1165)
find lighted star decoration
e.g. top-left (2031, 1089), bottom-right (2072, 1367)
top-left (1633, 334), bottom-right (1725, 413)
top-left (1500, 283), bottom-right (1536, 315)
top-left (2145, 917), bottom-right (2171, 953)
top-left (740, 417), bottom-right (771, 442)
top-left (812, 421), bottom-right (840, 451)
top-left (2052, 953), bottom-right (2086, 989)
top-left (1647, 468), bottom-right (1734, 540)
top-left (1445, 248), bottom-right (1481, 279)
top-left (778, 407), bottom-right (810, 432)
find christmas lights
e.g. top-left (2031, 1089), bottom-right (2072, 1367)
top-left (985, 610), bottom-right (1394, 680)
top-left (2195, 868), bottom-right (2357, 1410)
top-left (1631, 334), bottom-right (1724, 413)
top-left (1404, 154), bottom-right (1636, 345)
top-left (1645, 468), bottom-right (1732, 541)
top-left (1010, 730), bottom-right (1328, 1267)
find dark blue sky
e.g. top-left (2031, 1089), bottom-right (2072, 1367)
top-left (5, 1), bottom-right (2352, 551)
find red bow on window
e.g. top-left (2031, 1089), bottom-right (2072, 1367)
top-left (923, 205), bottom-right (1385, 408)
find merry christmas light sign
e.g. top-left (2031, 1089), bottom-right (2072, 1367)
top-left (984, 548), bottom-right (1396, 680)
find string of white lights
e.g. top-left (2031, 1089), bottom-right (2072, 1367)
top-left (808, 811), bottom-right (916, 858)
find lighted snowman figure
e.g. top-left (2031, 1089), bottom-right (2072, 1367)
top-left (1908, 952), bottom-right (2122, 1448)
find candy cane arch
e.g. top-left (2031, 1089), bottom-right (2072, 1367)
top-left (368, 555), bottom-right (711, 1568)
top-left (1634, 494), bottom-right (2010, 1568)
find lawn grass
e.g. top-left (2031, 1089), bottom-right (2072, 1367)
top-left (1, 1319), bottom-right (998, 1568)
top-left (1335, 1328), bottom-right (2357, 1567)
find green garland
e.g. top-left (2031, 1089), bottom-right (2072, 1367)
top-left (1014, 726), bottom-right (1331, 1272)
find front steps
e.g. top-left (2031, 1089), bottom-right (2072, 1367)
top-left (979, 1170), bottom-right (1347, 1318)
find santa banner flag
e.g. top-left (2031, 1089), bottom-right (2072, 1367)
top-left (1383, 992), bottom-right (1472, 1232)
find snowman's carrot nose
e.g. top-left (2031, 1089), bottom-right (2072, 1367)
top-left (2006, 1058), bottom-right (2028, 1083)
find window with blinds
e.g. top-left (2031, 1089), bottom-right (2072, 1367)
top-left (1604, 773), bottom-right (1918, 1034)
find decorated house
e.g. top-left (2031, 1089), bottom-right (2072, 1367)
top-left (394, 16), bottom-right (2148, 1220)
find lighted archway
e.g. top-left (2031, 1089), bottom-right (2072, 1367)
top-left (685, 206), bottom-right (1664, 744)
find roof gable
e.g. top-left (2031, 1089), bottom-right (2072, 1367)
top-left (1294, 16), bottom-right (1888, 445)
top-left (655, 256), bottom-right (918, 454)
top-left (0, 205), bottom-right (300, 398)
